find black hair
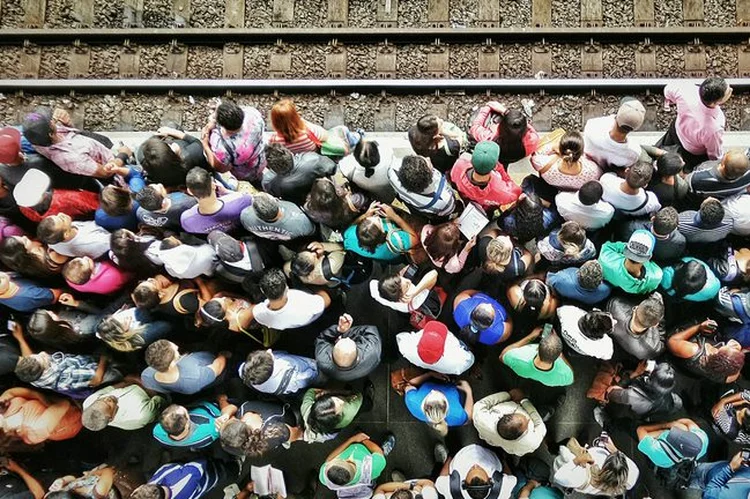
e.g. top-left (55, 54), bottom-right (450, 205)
top-left (140, 138), bottom-right (187, 187)
top-left (699, 199), bottom-right (725, 227)
top-left (354, 140), bottom-right (381, 177)
top-left (259, 268), bottom-right (287, 300)
top-left (509, 193), bottom-right (545, 244)
top-left (699, 77), bottom-right (729, 105)
top-left (136, 185), bottom-right (165, 211)
top-left (265, 143), bottom-right (295, 175)
top-left (656, 152), bottom-right (684, 177)
top-left (578, 311), bottom-right (613, 339)
top-left (241, 350), bottom-right (274, 385)
top-left (185, 167), bottom-right (213, 199)
top-left (538, 330), bottom-right (562, 363)
top-left (398, 155), bottom-right (432, 192)
top-left (652, 207), bottom-right (679, 236)
top-left (216, 102), bottom-right (245, 131)
top-left (578, 181), bottom-right (603, 206)
top-left (671, 260), bottom-right (708, 298)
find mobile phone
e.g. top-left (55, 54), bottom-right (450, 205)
top-left (541, 323), bottom-right (553, 338)
top-left (704, 320), bottom-right (718, 332)
top-left (222, 484), bottom-right (240, 499)
top-left (741, 449), bottom-right (750, 462)
top-left (646, 360), bottom-right (656, 373)
top-left (6, 320), bottom-right (15, 332)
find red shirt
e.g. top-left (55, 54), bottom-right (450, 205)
top-left (450, 153), bottom-right (522, 211)
top-left (20, 189), bottom-right (99, 223)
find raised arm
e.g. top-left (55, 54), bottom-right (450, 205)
top-left (500, 326), bottom-right (542, 362)
top-left (4, 460), bottom-right (44, 499)
top-left (667, 321), bottom-right (712, 359)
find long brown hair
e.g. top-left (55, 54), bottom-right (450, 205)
top-left (423, 222), bottom-right (462, 262)
top-left (271, 99), bottom-right (306, 143)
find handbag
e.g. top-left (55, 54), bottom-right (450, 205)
top-left (305, 126), bottom-right (351, 158)
top-left (586, 362), bottom-right (623, 404)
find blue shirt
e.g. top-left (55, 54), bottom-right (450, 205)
top-left (696, 461), bottom-right (750, 499)
top-left (453, 293), bottom-right (508, 345)
top-left (546, 267), bottom-right (612, 305)
top-left (638, 427), bottom-right (709, 468)
top-left (404, 382), bottom-right (468, 426)
top-left (661, 256), bottom-right (720, 302)
top-left (142, 352), bottom-right (218, 395)
top-left (148, 459), bottom-right (220, 499)
top-left (95, 201), bottom-right (140, 231)
top-left (153, 401), bottom-right (221, 450)
top-left (0, 275), bottom-right (55, 312)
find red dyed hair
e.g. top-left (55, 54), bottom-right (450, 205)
top-left (271, 99), bottom-right (306, 143)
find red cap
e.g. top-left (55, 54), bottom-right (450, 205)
top-left (417, 321), bottom-right (449, 364)
top-left (0, 128), bottom-right (21, 164)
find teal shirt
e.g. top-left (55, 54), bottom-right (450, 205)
top-left (502, 344), bottom-right (574, 387)
top-left (661, 257), bottom-right (720, 301)
top-left (319, 443), bottom-right (386, 486)
top-left (599, 241), bottom-right (663, 294)
top-left (153, 401), bottom-right (221, 450)
top-left (343, 218), bottom-right (411, 262)
top-left (637, 427), bottom-right (709, 468)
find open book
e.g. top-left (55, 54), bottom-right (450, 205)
top-left (457, 203), bottom-right (490, 240)
top-left (251, 465), bottom-right (287, 498)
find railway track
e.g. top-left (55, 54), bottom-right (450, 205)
top-left (2, 0), bottom-right (750, 29)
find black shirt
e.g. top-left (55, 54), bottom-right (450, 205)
top-left (0, 473), bottom-right (33, 499)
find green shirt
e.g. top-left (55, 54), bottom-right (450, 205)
top-left (502, 344), bottom-right (574, 387)
top-left (83, 384), bottom-right (166, 430)
top-left (319, 443), bottom-right (386, 486)
top-left (301, 389), bottom-right (364, 442)
top-left (599, 241), bottom-right (663, 294)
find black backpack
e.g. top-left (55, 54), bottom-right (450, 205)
top-left (653, 440), bottom-right (697, 489)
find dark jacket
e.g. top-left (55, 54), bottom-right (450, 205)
top-left (262, 152), bottom-right (336, 205)
top-left (315, 324), bottom-right (382, 381)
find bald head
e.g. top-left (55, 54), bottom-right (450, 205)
top-left (722, 150), bottom-right (749, 180)
top-left (333, 337), bottom-right (357, 368)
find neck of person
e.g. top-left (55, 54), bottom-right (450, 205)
top-left (629, 314), bottom-right (646, 334)
top-left (197, 195), bottom-right (222, 215)
top-left (533, 355), bottom-right (553, 371)
top-left (609, 127), bottom-right (627, 144)
top-left (651, 227), bottom-right (669, 240)
top-left (172, 423), bottom-right (192, 441)
top-left (624, 258), bottom-right (643, 278)
top-left (0, 282), bottom-right (17, 298)
top-left (269, 295), bottom-right (289, 311)
top-left (64, 227), bottom-right (79, 242)
top-left (470, 170), bottom-right (491, 186)
top-left (620, 182), bottom-right (638, 195)
top-left (156, 198), bottom-right (172, 214)
top-left (155, 364), bottom-right (180, 382)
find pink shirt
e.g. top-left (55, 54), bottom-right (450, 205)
top-left (33, 125), bottom-right (114, 176)
top-left (664, 82), bottom-right (725, 159)
top-left (269, 121), bottom-right (326, 154)
top-left (66, 260), bottom-right (133, 295)
top-left (449, 153), bottom-right (521, 210)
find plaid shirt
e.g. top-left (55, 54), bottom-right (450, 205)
top-left (32, 352), bottom-right (98, 393)
top-left (33, 125), bottom-right (113, 176)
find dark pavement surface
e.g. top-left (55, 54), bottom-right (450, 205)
top-left (11, 259), bottom-right (738, 499)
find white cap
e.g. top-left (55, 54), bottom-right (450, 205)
top-left (13, 169), bottom-right (51, 207)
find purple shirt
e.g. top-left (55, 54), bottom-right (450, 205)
top-left (180, 192), bottom-right (252, 234)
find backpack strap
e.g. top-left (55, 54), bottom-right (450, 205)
top-left (448, 471), bottom-right (464, 499)
top-left (242, 240), bottom-right (265, 272)
top-left (416, 175), bottom-right (447, 210)
top-left (618, 192), bottom-right (650, 214)
top-left (272, 366), bottom-right (296, 396)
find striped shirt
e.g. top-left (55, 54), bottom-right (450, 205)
top-left (677, 210), bottom-right (734, 243)
top-left (148, 460), bottom-right (220, 499)
top-left (153, 401), bottom-right (221, 450)
top-left (688, 161), bottom-right (750, 199)
top-left (268, 121), bottom-right (326, 154)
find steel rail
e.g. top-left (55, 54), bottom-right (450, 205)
top-left (1, 26), bottom-right (750, 45)
top-left (3, 78), bottom-right (750, 94)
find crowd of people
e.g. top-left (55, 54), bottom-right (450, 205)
top-left (0, 75), bottom-right (746, 499)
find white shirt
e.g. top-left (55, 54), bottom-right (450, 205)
top-left (373, 481), bottom-right (438, 499)
top-left (555, 191), bottom-right (614, 230)
top-left (556, 305), bottom-right (614, 360)
top-left (338, 146), bottom-right (398, 203)
top-left (253, 290), bottom-right (325, 330)
top-left (157, 244), bottom-right (217, 279)
top-left (50, 221), bottom-right (111, 258)
top-left (553, 445), bottom-right (639, 495)
top-left (369, 279), bottom-right (429, 314)
top-left (396, 330), bottom-right (474, 375)
top-left (600, 172), bottom-right (661, 216)
top-left (723, 193), bottom-right (750, 236)
top-left (473, 392), bottom-right (546, 456)
top-left (583, 115), bottom-right (642, 168)
top-left (435, 445), bottom-right (516, 499)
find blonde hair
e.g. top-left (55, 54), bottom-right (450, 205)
top-left (484, 236), bottom-right (512, 274)
top-left (558, 221), bottom-right (586, 256)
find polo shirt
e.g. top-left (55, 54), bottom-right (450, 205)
top-left (638, 427), bottom-right (709, 468)
top-left (49, 221), bottom-right (111, 259)
top-left (153, 401), bottom-right (221, 450)
top-left (501, 345), bottom-right (574, 387)
top-left (0, 275), bottom-right (55, 312)
top-left (404, 382), bottom-right (468, 426)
